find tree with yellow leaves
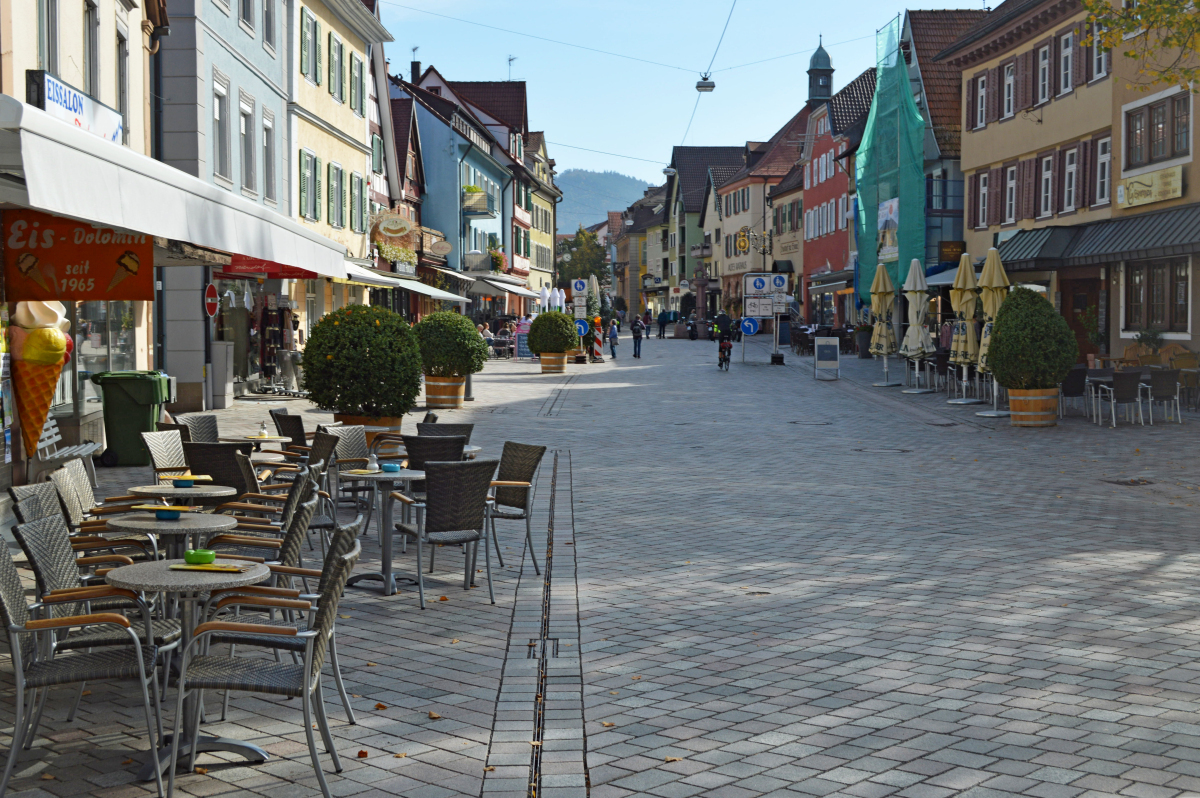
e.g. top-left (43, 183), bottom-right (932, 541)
top-left (1083, 0), bottom-right (1199, 90)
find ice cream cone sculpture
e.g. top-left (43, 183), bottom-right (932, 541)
top-left (9, 302), bottom-right (71, 457)
top-left (107, 251), bottom-right (140, 292)
top-left (15, 253), bottom-right (51, 292)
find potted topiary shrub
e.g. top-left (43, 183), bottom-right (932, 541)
top-left (301, 305), bottom-right (423, 437)
top-left (528, 311), bottom-right (578, 374)
top-left (989, 287), bottom-right (1079, 428)
top-left (413, 311), bottom-right (489, 409)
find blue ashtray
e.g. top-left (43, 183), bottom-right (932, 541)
top-left (381, 462), bottom-right (401, 473)
top-left (172, 479), bottom-right (195, 488)
top-left (155, 509), bottom-right (182, 521)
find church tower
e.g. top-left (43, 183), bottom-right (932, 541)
top-left (808, 37), bottom-right (833, 103)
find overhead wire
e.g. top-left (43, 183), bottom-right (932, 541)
top-left (714, 33), bottom-right (876, 73)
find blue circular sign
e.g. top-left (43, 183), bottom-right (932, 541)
top-left (752, 277), bottom-right (766, 291)
top-left (740, 317), bottom-right (759, 335)
top-left (574, 319), bottom-right (590, 337)
top-left (572, 279), bottom-right (588, 293)
top-left (772, 275), bottom-right (787, 289)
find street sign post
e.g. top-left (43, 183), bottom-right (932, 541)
top-left (574, 319), bottom-right (590, 337)
top-left (743, 272), bottom-right (788, 365)
top-left (572, 278), bottom-right (587, 294)
top-left (203, 284), bottom-right (219, 317)
top-left (814, 336), bottom-right (840, 380)
top-left (740, 316), bottom-right (758, 363)
top-left (574, 305), bottom-right (587, 319)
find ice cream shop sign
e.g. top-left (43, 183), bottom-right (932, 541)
top-left (3, 210), bottom-right (154, 301)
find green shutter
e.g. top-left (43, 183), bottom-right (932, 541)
top-left (313, 156), bottom-right (321, 221)
top-left (327, 33), bottom-right (335, 94)
top-left (372, 135), bottom-right (381, 173)
top-left (299, 9), bottom-right (310, 78)
top-left (298, 150), bottom-right (308, 217)
top-left (339, 43), bottom-right (346, 102)
top-left (359, 58), bottom-right (366, 114)
top-left (313, 20), bottom-right (321, 85)
top-left (327, 162), bottom-right (335, 223)
top-left (362, 177), bottom-right (369, 231)
top-left (340, 168), bottom-right (347, 228)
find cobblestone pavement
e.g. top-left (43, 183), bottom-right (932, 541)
top-left (7, 332), bottom-right (1200, 798)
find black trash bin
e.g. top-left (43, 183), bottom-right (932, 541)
top-left (89, 371), bottom-right (171, 466)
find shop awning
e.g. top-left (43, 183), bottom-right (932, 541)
top-left (506, 284), bottom-right (540, 299)
top-left (810, 281), bottom-right (846, 294)
top-left (0, 95), bottom-right (347, 279)
top-left (468, 278), bottom-right (516, 298)
top-left (343, 263), bottom-right (402, 288)
top-left (397, 277), bottom-right (469, 303)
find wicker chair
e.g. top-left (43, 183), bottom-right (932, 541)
top-left (166, 540), bottom-right (362, 798)
top-left (204, 516), bottom-right (361, 725)
top-left (10, 482), bottom-right (66, 525)
top-left (488, 442), bottom-right (547, 574)
top-left (155, 422), bottom-right (191, 442)
top-left (48, 460), bottom-right (157, 558)
top-left (399, 435), bottom-right (466, 497)
top-left (211, 462), bottom-right (316, 545)
top-left (142, 430), bottom-right (190, 484)
top-left (176, 413), bottom-right (219, 443)
top-left (1058, 366), bottom-right (1089, 418)
top-left (1141, 368), bottom-right (1182, 424)
top-left (181, 441), bottom-right (255, 494)
top-left (415, 423), bottom-right (474, 444)
top-left (301, 434), bottom-right (345, 546)
top-left (392, 459), bottom-right (497, 609)
top-left (1096, 370), bottom-right (1144, 427)
top-left (272, 409), bottom-right (311, 454)
top-left (0, 542), bottom-right (165, 797)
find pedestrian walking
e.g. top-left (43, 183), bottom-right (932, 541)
top-left (657, 310), bottom-right (668, 339)
top-left (631, 315), bottom-right (645, 358)
top-left (608, 319), bottom-right (620, 358)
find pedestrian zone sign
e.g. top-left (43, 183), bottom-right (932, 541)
top-left (572, 278), bottom-right (587, 294)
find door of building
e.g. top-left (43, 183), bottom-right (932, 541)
top-left (1061, 278), bottom-right (1102, 363)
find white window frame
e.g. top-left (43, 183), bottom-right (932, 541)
top-left (239, 0), bottom-right (253, 30)
top-left (263, 0), bottom-right (274, 50)
top-left (1095, 137), bottom-right (1112, 205)
top-left (1059, 33), bottom-right (1073, 95)
top-left (978, 172), bottom-right (988, 228)
top-left (116, 29), bottom-right (129, 145)
top-left (1092, 23), bottom-right (1106, 79)
top-left (1039, 156), bottom-right (1054, 217)
top-left (932, 167), bottom-right (944, 210)
top-left (262, 116), bottom-right (275, 202)
top-left (239, 101), bottom-right (255, 193)
top-left (1063, 148), bottom-right (1077, 212)
top-left (1005, 166), bottom-right (1017, 223)
top-left (213, 81), bottom-right (231, 181)
top-left (83, 0), bottom-right (99, 97)
top-left (1038, 46), bottom-right (1050, 104)
top-left (1003, 64), bottom-right (1015, 118)
top-left (976, 75), bottom-right (987, 128)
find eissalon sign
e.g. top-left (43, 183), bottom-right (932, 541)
top-left (26, 70), bottom-right (123, 144)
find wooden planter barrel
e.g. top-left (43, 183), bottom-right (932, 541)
top-left (1009, 387), bottom-right (1059, 427)
top-left (540, 352), bottom-right (567, 373)
top-left (333, 413), bottom-right (402, 446)
top-left (424, 375), bottom-right (466, 409)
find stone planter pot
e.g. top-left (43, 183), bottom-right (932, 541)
top-left (540, 352), bottom-right (567, 373)
top-left (1008, 387), bottom-right (1059, 427)
top-left (332, 414), bottom-right (402, 446)
top-left (856, 330), bottom-right (873, 358)
top-left (424, 375), bottom-right (466, 409)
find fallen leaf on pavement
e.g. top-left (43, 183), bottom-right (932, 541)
top-left (530, 741), bottom-right (542, 746)
top-left (339, 614), bottom-right (351, 619)
top-left (394, 753), bottom-right (407, 758)
top-left (451, 639), bottom-right (459, 644)
top-left (631, 676), bottom-right (641, 680)
top-left (483, 766), bottom-right (495, 772)
top-left (194, 767), bottom-right (209, 775)
top-left (665, 757), bottom-right (683, 762)
top-left (121, 758), bottom-right (133, 765)
top-left (428, 711), bottom-right (441, 719)
top-left (367, 662), bottom-right (378, 667)
top-left (40, 774), bottom-right (54, 780)
top-left (357, 751), bottom-right (368, 758)
top-left (602, 722), bottom-right (615, 727)
top-left (438, 596), bottom-right (448, 602)
top-left (375, 703), bottom-right (388, 710)
top-left (610, 691), bottom-right (618, 695)
top-left (81, 690), bottom-right (91, 696)
top-left (351, 694), bottom-right (362, 698)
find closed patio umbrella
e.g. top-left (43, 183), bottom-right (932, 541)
top-left (900, 259), bottom-right (936, 394)
top-left (869, 264), bottom-right (900, 387)
top-left (948, 252), bottom-right (982, 405)
top-left (976, 247), bottom-right (1012, 417)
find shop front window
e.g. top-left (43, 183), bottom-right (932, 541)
top-left (214, 278), bottom-right (262, 380)
top-left (52, 300), bottom-right (139, 416)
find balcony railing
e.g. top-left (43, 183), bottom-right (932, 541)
top-left (462, 189), bottom-right (498, 217)
top-left (690, 243), bottom-right (712, 259)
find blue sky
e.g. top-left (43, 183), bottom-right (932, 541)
top-left (377, 0), bottom-right (987, 185)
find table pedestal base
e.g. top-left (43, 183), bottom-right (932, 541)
top-left (347, 571), bottom-right (417, 596)
top-left (139, 734), bottom-right (269, 781)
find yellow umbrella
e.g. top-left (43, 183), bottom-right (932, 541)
top-left (869, 264), bottom-right (897, 357)
top-left (976, 248), bottom-right (1011, 372)
top-left (948, 253), bottom-right (978, 366)
top-left (900, 258), bottom-right (936, 359)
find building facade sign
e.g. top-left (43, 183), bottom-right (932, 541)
top-left (26, 70), bottom-right (124, 144)
top-left (1118, 166), bottom-right (1184, 209)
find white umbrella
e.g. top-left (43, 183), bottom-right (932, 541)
top-left (540, 285), bottom-right (550, 310)
top-left (899, 259), bottom-right (935, 359)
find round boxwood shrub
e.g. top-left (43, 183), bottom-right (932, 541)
top-left (528, 311), bottom-right (578, 355)
top-left (413, 311), bottom-right (489, 377)
top-left (301, 305), bottom-right (423, 417)
top-left (989, 287), bottom-right (1078, 390)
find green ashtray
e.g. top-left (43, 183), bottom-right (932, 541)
top-left (184, 549), bottom-right (216, 565)
top-left (172, 479), bottom-right (195, 488)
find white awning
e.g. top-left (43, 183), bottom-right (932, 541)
top-left (506, 284), bottom-right (540, 299)
top-left (397, 278), bottom-right (469, 303)
top-left (344, 263), bottom-right (402, 287)
top-left (0, 95), bottom-right (347, 279)
top-left (468, 279), bottom-right (509, 298)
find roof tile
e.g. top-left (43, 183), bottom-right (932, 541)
top-left (670, 146), bottom-right (746, 214)
top-left (446, 81), bottom-right (527, 132)
top-left (908, 9), bottom-right (989, 158)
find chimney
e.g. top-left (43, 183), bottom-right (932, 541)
top-left (410, 61), bottom-right (421, 83)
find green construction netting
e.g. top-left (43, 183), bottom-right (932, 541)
top-left (855, 15), bottom-right (926, 306)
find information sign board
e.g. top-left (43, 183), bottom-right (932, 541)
top-left (574, 305), bottom-right (588, 319)
top-left (515, 333), bottom-right (532, 359)
top-left (814, 336), bottom-right (840, 380)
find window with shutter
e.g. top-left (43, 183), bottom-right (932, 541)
top-left (359, 59), bottom-right (366, 115)
top-left (986, 67), bottom-right (1000, 123)
top-left (313, 156), bottom-right (321, 220)
top-left (988, 167), bottom-right (1002, 226)
top-left (349, 58), bottom-right (357, 111)
top-left (327, 162), bottom-right (335, 223)
top-left (339, 42), bottom-right (346, 102)
top-left (328, 33), bottom-right (335, 95)
top-left (340, 167), bottom-right (347, 228)
top-left (313, 20), bottom-right (321, 85)
top-left (299, 150), bottom-right (309, 217)
top-left (967, 174), bottom-right (978, 229)
top-left (299, 9), bottom-right (310, 78)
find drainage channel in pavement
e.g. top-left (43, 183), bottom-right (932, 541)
top-left (484, 450), bottom-right (587, 798)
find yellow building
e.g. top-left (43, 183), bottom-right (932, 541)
top-left (289, 0), bottom-right (390, 323)
top-left (526, 132), bottom-right (558, 300)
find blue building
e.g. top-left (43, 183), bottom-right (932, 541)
top-left (156, 0), bottom-right (291, 408)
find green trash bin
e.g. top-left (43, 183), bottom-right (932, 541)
top-left (89, 371), bottom-right (171, 467)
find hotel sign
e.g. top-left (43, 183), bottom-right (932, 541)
top-left (1118, 165), bottom-right (1183, 209)
top-left (26, 70), bottom-right (123, 143)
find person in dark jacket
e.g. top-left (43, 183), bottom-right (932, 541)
top-left (630, 316), bottom-right (645, 358)
top-left (657, 310), bottom-right (668, 339)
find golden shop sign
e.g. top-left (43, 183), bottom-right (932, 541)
top-left (1118, 165), bottom-right (1183, 210)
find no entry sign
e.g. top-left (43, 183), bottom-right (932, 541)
top-left (204, 283), bottom-right (219, 317)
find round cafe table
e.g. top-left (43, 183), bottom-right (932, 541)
top-left (127, 484), bottom-right (237, 504)
top-left (105, 513), bottom-right (236, 559)
top-left (106, 558), bottom-right (271, 781)
top-left (220, 434), bottom-right (292, 451)
top-left (340, 468), bottom-right (424, 596)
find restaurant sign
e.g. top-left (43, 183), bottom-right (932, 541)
top-left (1118, 165), bottom-right (1183, 209)
top-left (4, 210), bottom-right (153, 301)
top-left (26, 70), bottom-right (124, 144)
